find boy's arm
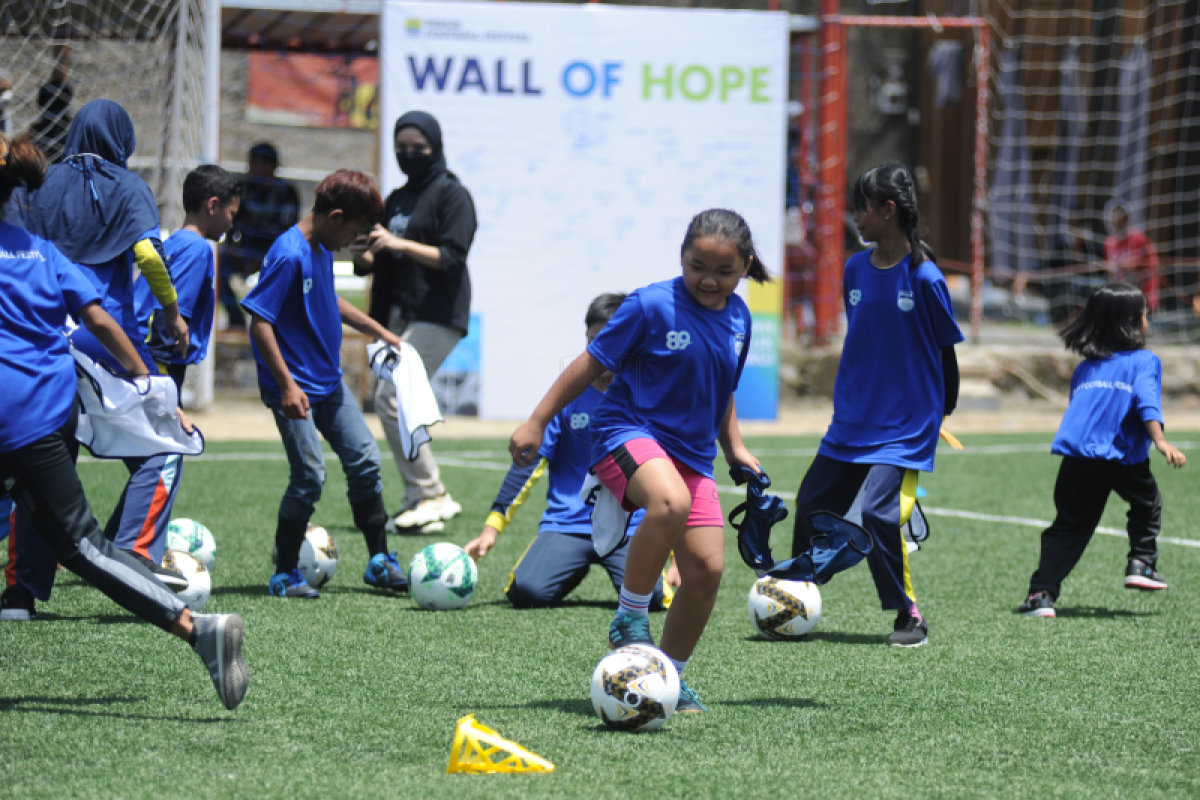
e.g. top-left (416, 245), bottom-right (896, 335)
top-left (337, 296), bottom-right (401, 348)
top-left (133, 238), bottom-right (188, 355)
top-left (76, 301), bottom-right (150, 378)
top-left (1146, 420), bottom-right (1186, 469)
top-left (464, 458), bottom-right (546, 559)
top-left (718, 395), bottom-right (760, 473)
top-left (249, 313), bottom-right (309, 419)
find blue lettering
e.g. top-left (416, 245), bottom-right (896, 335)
top-left (495, 60), bottom-right (515, 95)
top-left (457, 58), bottom-right (487, 93)
top-left (562, 61), bottom-right (596, 97)
top-left (603, 62), bottom-right (622, 98)
top-left (523, 60), bottom-right (542, 96)
top-left (408, 56), bottom-right (454, 92)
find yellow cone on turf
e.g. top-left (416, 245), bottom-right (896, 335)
top-left (446, 714), bottom-right (555, 774)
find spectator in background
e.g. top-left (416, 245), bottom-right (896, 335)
top-left (29, 45), bottom-right (73, 164)
top-left (1105, 202), bottom-right (1160, 314)
top-left (221, 142), bottom-right (300, 329)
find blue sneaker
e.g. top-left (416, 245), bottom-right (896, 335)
top-left (676, 679), bottom-right (707, 713)
top-left (268, 569), bottom-right (320, 599)
top-left (363, 552), bottom-right (409, 592)
top-left (608, 611), bottom-right (654, 649)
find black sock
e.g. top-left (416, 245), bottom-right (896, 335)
top-left (274, 515), bottom-right (309, 573)
top-left (351, 495), bottom-right (389, 558)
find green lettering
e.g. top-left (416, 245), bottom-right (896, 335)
top-left (720, 67), bottom-right (745, 101)
top-left (642, 63), bottom-right (673, 100)
top-left (749, 67), bottom-right (769, 103)
top-left (679, 65), bottom-right (713, 102)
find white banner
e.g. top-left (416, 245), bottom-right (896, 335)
top-left (381, 0), bottom-right (788, 419)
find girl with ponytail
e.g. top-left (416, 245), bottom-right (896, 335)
top-left (790, 162), bottom-right (963, 648)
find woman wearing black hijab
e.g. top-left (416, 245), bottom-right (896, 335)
top-left (354, 110), bottom-right (477, 531)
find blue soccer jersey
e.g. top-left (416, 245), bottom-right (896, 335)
top-left (241, 226), bottom-right (343, 400)
top-left (0, 222), bottom-right (101, 452)
top-left (588, 276), bottom-right (751, 479)
top-left (136, 229), bottom-right (216, 366)
top-left (820, 250), bottom-right (964, 472)
top-left (1052, 351), bottom-right (1163, 465)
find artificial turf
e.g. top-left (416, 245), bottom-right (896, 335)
top-left (2, 432), bottom-right (1198, 798)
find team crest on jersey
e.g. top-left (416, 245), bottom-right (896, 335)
top-left (570, 412), bottom-right (590, 430)
top-left (303, 278), bottom-right (313, 294)
top-left (849, 289), bottom-right (861, 306)
top-left (897, 290), bottom-right (914, 312)
top-left (734, 332), bottom-right (745, 356)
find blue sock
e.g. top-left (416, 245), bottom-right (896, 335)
top-left (617, 587), bottom-right (653, 617)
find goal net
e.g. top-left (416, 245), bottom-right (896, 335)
top-left (984, 0), bottom-right (1200, 340)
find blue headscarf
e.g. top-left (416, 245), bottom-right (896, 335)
top-left (6, 99), bottom-right (159, 264)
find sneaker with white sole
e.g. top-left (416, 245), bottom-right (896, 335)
top-left (363, 552), bottom-right (409, 592)
top-left (1018, 590), bottom-right (1056, 618)
top-left (1125, 559), bottom-right (1168, 591)
top-left (675, 680), bottom-right (707, 713)
top-left (0, 585), bottom-right (36, 621)
top-left (268, 569), bottom-right (320, 599)
top-left (390, 494), bottom-right (462, 532)
top-left (608, 611), bottom-right (654, 650)
top-left (192, 613), bottom-right (248, 710)
top-left (886, 612), bottom-right (929, 647)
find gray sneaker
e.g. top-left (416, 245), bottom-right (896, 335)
top-left (886, 613), bottom-right (929, 648)
top-left (192, 613), bottom-right (248, 710)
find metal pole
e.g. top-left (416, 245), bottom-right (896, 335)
top-left (164, 0), bottom-right (189, 231)
top-left (970, 24), bottom-right (989, 345)
top-left (202, 0), bottom-right (221, 163)
top-left (814, 0), bottom-right (846, 344)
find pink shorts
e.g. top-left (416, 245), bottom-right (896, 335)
top-left (593, 438), bottom-right (724, 528)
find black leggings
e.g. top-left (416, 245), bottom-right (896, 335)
top-left (0, 404), bottom-right (187, 630)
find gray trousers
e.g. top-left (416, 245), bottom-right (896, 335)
top-left (376, 309), bottom-right (463, 509)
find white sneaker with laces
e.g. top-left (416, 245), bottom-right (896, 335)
top-left (391, 493), bottom-right (462, 531)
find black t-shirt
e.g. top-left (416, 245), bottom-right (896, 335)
top-left (367, 173), bottom-right (476, 335)
top-left (224, 176), bottom-right (301, 273)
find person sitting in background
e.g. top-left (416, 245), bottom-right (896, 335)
top-left (1105, 202), bottom-right (1160, 314)
top-left (221, 142), bottom-right (300, 329)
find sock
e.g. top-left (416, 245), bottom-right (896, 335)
top-left (908, 605), bottom-right (923, 623)
top-left (617, 586), bottom-right (653, 617)
top-left (351, 495), bottom-right (389, 558)
top-left (187, 626), bottom-right (198, 647)
top-left (668, 656), bottom-right (687, 677)
top-left (274, 516), bottom-right (309, 574)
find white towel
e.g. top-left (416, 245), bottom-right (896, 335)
top-left (72, 346), bottom-right (205, 458)
top-left (367, 342), bottom-right (443, 461)
top-left (579, 472), bottom-right (632, 557)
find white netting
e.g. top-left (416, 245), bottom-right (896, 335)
top-left (0, 0), bottom-right (207, 229)
top-left (984, 0), bottom-right (1200, 340)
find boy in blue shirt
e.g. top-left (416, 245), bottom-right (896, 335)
top-left (464, 294), bottom-right (674, 609)
top-left (242, 170), bottom-right (407, 599)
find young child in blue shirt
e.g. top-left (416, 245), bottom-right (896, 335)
top-left (241, 170), bottom-right (407, 599)
top-left (1020, 283), bottom-right (1186, 618)
top-left (792, 163), bottom-right (964, 648)
top-left (0, 133), bottom-right (247, 711)
top-left (511, 209), bottom-right (767, 713)
top-left (465, 294), bottom-right (673, 609)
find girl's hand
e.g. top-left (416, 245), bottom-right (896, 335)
top-left (464, 526), bottom-right (499, 560)
top-left (509, 420), bottom-right (545, 467)
top-left (367, 224), bottom-right (406, 255)
top-left (665, 558), bottom-right (681, 589)
top-left (282, 382), bottom-right (310, 420)
top-left (725, 445), bottom-right (761, 475)
top-left (1155, 440), bottom-right (1187, 469)
top-left (177, 408), bottom-right (194, 434)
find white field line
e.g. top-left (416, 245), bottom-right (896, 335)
top-left (80, 450), bottom-right (1200, 548)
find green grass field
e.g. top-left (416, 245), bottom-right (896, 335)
top-left (2, 433), bottom-right (1199, 798)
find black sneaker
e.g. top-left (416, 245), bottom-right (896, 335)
top-left (1125, 559), bottom-right (1168, 591)
top-left (129, 551), bottom-right (189, 593)
top-left (0, 585), bottom-right (36, 621)
top-left (886, 612), bottom-right (929, 647)
top-left (1018, 590), bottom-right (1056, 618)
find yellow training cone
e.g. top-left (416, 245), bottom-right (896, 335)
top-left (939, 425), bottom-right (964, 451)
top-left (447, 714), bottom-right (555, 775)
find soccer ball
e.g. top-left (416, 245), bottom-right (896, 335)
top-left (590, 645), bottom-right (680, 732)
top-left (408, 543), bottom-right (477, 610)
top-left (166, 518), bottom-right (217, 571)
top-left (163, 550), bottom-right (211, 612)
top-left (747, 576), bottom-right (822, 640)
top-left (298, 525), bottom-right (339, 588)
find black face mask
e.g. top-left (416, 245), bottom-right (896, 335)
top-left (397, 151), bottom-right (436, 178)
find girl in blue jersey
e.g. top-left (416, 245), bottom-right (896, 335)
top-left (792, 163), bottom-right (964, 648)
top-left (511, 209), bottom-right (766, 712)
top-left (1019, 283), bottom-right (1186, 619)
top-left (0, 134), bottom-right (247, 710)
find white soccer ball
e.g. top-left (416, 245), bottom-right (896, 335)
top-left (408, 542), bottom-right (477, 610)
top-left (298, 525), bottom-right (339, 588)
top-left (590, 645), bottom-right (680, 732)
top-left (748, 576), bottom-right (822, 640)
top-left (166, 518), bottom-right (217, 571)
top-left (163, 550), bottom-right (211, 612)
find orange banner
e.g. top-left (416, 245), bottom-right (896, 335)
top-left (247, 52), bottom-right (379, 129)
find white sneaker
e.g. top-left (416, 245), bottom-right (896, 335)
top-left (391, 493), bottom-right (462, 531)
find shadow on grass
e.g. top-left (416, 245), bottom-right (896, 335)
top-left (741, 631), bottom-right (881, 646)
top-left (1054, 606), bottom-right (1157, 619)
top-left (35, 613), bottom-right (140, 625)
top-left (0, 696), bottom-right (234, 723)
top-left (475, 698), bottom-right (595, 717)
top-left (210, 585), bottom-right (270, 598)
top-left (715, 697), bottom-right (827, 709)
